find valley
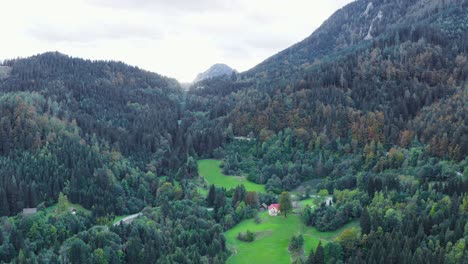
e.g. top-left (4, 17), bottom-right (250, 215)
top-left (225, 214), bottom-right (358, 264)
top-left (0, 0), bottom-right (467, 263)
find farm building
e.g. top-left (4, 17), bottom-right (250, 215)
top-left (268, 204), bottom-right (280, 216)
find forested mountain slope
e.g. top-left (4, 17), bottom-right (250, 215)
top-left (0, 52), bottom-right (183, 169)
top-left (188, 1), bottom-right (468, 262)
top-left (0, 53), bottom-right (188, 217)
top-left (0, 53), bottom-right (230, 263)
top-left (244, 0), bottom-right (468, 84)
top-left (191, 0), bottom-right (468, 159)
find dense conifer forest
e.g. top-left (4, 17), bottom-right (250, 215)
top-left (0, 0), bottom-right (467, 263)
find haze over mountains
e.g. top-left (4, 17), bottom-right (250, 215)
top-left (0, 0), bottom-right (467, 263)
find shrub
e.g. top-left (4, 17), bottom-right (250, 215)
top-left (237, 230), bottom-right (255, 242)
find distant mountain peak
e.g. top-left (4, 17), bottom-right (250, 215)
top-left (194, 63), bottom-right (237, 83)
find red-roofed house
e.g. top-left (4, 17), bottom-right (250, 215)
top-left (268, 203), bottom-right (280, 216)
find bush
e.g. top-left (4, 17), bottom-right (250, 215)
top-left (237, 230), bottom-right (255, 242)
top-left (254, 214), bottom-right (261, 224)
top-left (288, 235), bottom-right (304, 252)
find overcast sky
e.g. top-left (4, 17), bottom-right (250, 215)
top-left (0, 0), bottom-right (353, 82)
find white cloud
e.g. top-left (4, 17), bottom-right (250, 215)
top-left (0, 0), bottom-right (353, 82)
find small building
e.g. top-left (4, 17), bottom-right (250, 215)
top-left (22, 208), bottom-right (37, 216)
top-left (268, 204), bottom-right (280, 216)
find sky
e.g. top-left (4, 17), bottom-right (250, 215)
top-left (0, 0), bottom-right (353, 82)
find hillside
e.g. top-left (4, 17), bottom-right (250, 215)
top-left (192, 0), bottom-right (468, 158)
top-left (0, 52), bottom-right (185, 170)
top-left (187, 0), bottom-right (468, 262)
top-left (244, 0), bottom-right (467, 84)
top-left (0, 52), bottom-right (191, 216)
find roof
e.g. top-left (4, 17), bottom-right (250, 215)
top-left (268, 204), bottom-right (280, 210)
top-left (22, 208), bottom-right (37, 215)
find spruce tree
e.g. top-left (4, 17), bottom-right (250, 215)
top-left (315, 241), bottom-right (325, 264)
top-left (307, 248), bottom-right (316, 264)
top-left (207, 185), bottom-right (216, 207)
top-left (360, 207), bottom-right (371, 235)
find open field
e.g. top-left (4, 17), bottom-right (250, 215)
top-left (297, 198), bottom-right (316, 208)
top-left (198, 159), bottom-right (266, 193)
top-left (225, 212), bottom-right (358, 264)
top-left (45, 201), bottom-right (90, 216)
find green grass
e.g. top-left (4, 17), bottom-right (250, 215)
top-left (197, 187), bottom-right (208, 196)
top-left (198, 159), bottom-right (266, 193)
top-left (297, 198), bottom-right (316, 208)
top-left (112, 214), bottom-right (130, 225)
top-left (225, 212), bottom-right (358, 264)
top-left (45, 201), bottom-right (90, 216)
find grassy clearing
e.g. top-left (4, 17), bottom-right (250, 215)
top-left (112, 214), bottom-right (130, 225)
top-left (297, 198), bottom-right (316, 208)
top-left (45, 201), bottom-right (90, 216)
top-left (225, 212), bottom-right (358, 264)
top-left (198, 159), bottom-right (266, 193)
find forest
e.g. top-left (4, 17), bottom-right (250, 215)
top-left (0, 0), bottom-right (467, 263)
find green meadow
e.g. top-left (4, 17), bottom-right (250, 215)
top-left (225, 212), bottom-right (358, 264)
top-left (198, 159), bottom-right (266, 193)
top-left (45, 201), bottom-right (90, 216)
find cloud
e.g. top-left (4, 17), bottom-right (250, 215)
top-left (87, 0), bottom-right (240, 13)
top-left (0, 0), bottom-right (354, 82)
top-left (27, 22), bottom-right (164, 43)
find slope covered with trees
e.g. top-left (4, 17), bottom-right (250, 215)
top-left (187, 0), bottom-right (468, 262)
top-left (1, 52), bottom-right (184, 172)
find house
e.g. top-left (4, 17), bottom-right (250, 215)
top-left (268, 204), bottom-right (280, 216)
top-left (22, 208), bottom-right (37, 216)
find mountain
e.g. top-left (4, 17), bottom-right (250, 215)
top-left (244, 0), bottom-right (468, 84)
top-left (185, 1), bottom-right (468, 262)
top-left (0, 52), bottom-right (184, 163)
top-left (193, 63), bottom-right (237, 83)
top-left (192, 0), bottom-right (468, 158)
top-left (0, 53), bottom-right (229, 263)
top-left (0, 52), bottom-right (190, 216)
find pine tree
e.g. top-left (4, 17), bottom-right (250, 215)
top-left (207, 185), bottom-right (216, 207)
top-left (360, 207), bottom-right (371, 235)
top-left (0, 188), bottom-right (10, 216)
top-left (315, 241), bottom-right (325, 264)
top-left (307, 248), bottom-right (316, 264)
